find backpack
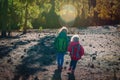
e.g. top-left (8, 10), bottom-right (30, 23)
top-left (71, 44), bottom-right (81, 59)
top-left (55, 37), bottom-right (67, 52)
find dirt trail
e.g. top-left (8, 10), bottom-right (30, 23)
top-left (0, 29), bottom-right (120, 80)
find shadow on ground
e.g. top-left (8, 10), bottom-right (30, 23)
top-left (0, 36), bottom-right (30, 59)
top-left (14, 35), bottom-right (57, 80)
top-left (52, 69), bottom-right (62, 80)
top-left (68, 73), bottom-right (75, 80)
top-left (0, 45), bottom-right (13, 58)
top-left (51, 69), bottom-right (76, 80)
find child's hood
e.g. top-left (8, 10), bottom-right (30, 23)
top-left (58, 31), bottom-right (67, 38)
top-left (70, 41), bottom-right (80, 46)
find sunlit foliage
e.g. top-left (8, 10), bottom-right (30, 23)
top-left (0, 0), bottom-right (120, 37)
top-left (95, 0), bottom-right (120, 20)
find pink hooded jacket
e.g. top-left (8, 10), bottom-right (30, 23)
top-left (67, 42), bottom-right (84, 60)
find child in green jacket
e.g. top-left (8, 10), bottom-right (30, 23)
top-left (54, 26), bottom-right (68, 71)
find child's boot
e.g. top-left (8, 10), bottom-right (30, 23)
top-left (68, 67), bottom-right (71, 71)
top-left (71, 70), bottom-right (75, 74)
top-left (58, 66), bottom-right (62, 72)
top-left (67, 67), bottom-right (71, 74)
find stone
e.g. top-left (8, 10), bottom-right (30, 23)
top-left (7, 58), bottom-right (12, 63)
top-left (89, 44), bottom-right (92, 47)
top-left (21, 55), bottom-right (24, 59)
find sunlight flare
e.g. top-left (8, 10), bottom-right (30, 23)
top-left (59, 4), bottom-right (78, 26)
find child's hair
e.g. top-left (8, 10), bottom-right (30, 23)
top-left (58, 26), bottom-right (68, 34)
top-left (71, 34), bottom-right (79, 42)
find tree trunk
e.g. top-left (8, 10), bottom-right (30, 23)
top-left (23, 3), bottom-right (28, 34)
top-left (1, 31), bottom-right (7, 37)
top-left (8, 0), bottom-right (13, 37)
top-left (8, 31), bottom-right (11, 37)
top-left (1, 0), bottom-right (8, 37)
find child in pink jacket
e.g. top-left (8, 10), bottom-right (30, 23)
top-left (67, 35), bottom-right (84, 74)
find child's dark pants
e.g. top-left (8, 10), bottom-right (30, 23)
top-left (70, 60), bottom-right (78, 71)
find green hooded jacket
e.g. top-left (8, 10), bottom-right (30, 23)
top-left (54, 31), bottom-right (68, 53)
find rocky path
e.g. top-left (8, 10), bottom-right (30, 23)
top-left (0, 28), bottom-right (120, 80)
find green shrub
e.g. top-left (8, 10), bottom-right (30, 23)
top-left (39, 26), bottom-right (43, 32)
